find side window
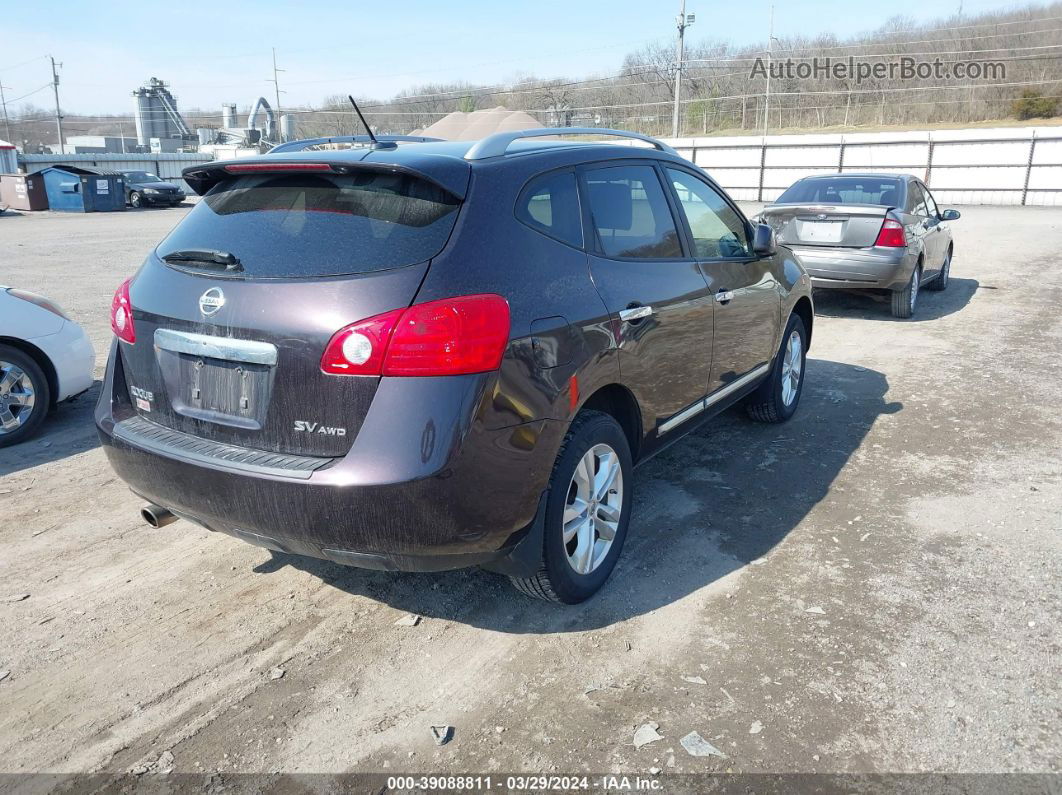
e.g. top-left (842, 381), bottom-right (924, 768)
top-left (584, 165), bottom-right (682, 259)
top-left (666, 168), bottom-right (751, 259)
top-left (516, 171), bottom-right (583, 248)
top-left (920, 184), bottom-right (939, 218)
top-left (909, 182), bottom-right (929, 217)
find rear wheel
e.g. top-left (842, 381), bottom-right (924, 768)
top-left (0, 345), bottom-right (50, 448)
top-left (511, 411), bottom-right (633, 604)
top-left (891, 264), bottom-right (921, 318)
top-left (745, 313), bottom-right (807, 424)
top-left (925, 247), bottom-right (951, 291)
top-left (129, 191), bottom-right (142, 208)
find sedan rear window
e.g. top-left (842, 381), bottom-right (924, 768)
top-left (156, 172), bottom-right (460, 278)
top-left (776, 177), bottom-right (903, 207)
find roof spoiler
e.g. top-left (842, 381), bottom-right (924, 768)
top-left (181, 157), bottom-right (469, 199)
top-left (463, 127), bottom-right (678, 161)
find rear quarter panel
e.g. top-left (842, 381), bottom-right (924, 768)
top-left (414, 159), bottom-right (619, 432)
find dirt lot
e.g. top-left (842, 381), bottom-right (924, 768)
top-left (0, 203), bottom-right (1059, 784)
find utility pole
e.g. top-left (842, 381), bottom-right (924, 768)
top-left (50, 56), bottom-right (65, 154)
top-left (0, 82), bottom-right (12, 142)
top-left (763, 5), bottom-right (774, 138)
top-left (269, 48), bottom-right (285, 141)
top-left (671, 1), bottom-right (694, 138)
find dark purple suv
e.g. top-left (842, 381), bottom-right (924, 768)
top-left (95, 129), bottom-right (814, 603)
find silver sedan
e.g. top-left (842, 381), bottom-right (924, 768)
top-left (758, 173), bottom-right (959, 318)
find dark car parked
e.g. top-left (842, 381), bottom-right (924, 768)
top-left (121, 171), bottom-right (185, 208)
top-left (757, 173), bottom-right (959, 318)
top-left (96, 129), bottom-right (814, 603)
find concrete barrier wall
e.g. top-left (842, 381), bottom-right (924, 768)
top-left (659, 126), bottom-right (1062, 206)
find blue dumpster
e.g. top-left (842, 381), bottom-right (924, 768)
top-left (37, 165), bottom-right (126, 213)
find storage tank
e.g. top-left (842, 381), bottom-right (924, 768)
top-left (222, 103), bottom-right (237, 129)
top-left (280, 115), bottom-right (296, 142)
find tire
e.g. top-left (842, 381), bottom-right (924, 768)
top-left (925, 247), bottom-right (951, 291)
top-left (129, 191), bottom-right (142, 208)
top-left (0, 345), bottom-right (51, 448)
top-left (891, 264), bottom-right (921, 318)
top-left (745, 313), bottom-right (807, 424)
top-left (511, 411), bottom-right (633, 604)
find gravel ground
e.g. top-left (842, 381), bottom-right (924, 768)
top-left (0, 203), bottom-right (1059, 785)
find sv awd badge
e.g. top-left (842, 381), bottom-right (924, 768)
top-left (294, 421), bottom-right (347, 436)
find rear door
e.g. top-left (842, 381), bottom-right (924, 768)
top-left (120, 165), bottom-right (465, 457)
top-left (912, 180), bottom-right (946, 275)
top-left (665, 166), bottom-right (779, 393)
top-left (580, 162), bottom-right (714, 436)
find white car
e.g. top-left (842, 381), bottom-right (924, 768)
top-left (0, 287), bottom-right (95, 447)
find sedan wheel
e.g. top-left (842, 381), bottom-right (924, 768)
top-left (891, 266), bottom-right (921, 318)
top-left (0, 345), bottom-right (50, 448)
top-left (129, 191), bottom-right (142, 208)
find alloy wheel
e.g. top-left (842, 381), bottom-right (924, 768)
top-left (780, 330), bottom-right (803, 407)
top-left (562, 443), bottom-right (624, 575)
top-left (0, 361), bottom-right (37, 434)
top-left (910, 268), bottom-right (920, 312)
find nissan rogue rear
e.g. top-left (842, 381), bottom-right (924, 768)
top-left (96, 130), bottom-right (814, 603)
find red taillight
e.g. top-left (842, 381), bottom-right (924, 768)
top-left (111, 277), bottom-right (136, 344)
top-left (320, 308), bottom-right (404, 375)
top-left (874, 219), bottom-right (906, 247)
top-left (321, 294), bottom-right (511, 377)
top-left (224, 163), bottom-right (333, 173)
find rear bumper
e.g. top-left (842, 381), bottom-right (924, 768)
top-left (788, 245), bottom-right (915, 291)
top-left (94, 342), bottom-right (562, 574)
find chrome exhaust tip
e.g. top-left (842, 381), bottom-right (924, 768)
top-left (141, 503), bottom-right (177, 528)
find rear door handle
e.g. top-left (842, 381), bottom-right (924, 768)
top-left (619, 305), bottom-right (654, 322)
top-left (715, 289), bottom-right (735, 305)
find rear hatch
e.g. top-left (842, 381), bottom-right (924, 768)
top-left (118, 160), bottom-right (465, 457)
top-left (761, 175), bottom-right (903, 248)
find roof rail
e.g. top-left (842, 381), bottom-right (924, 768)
top-left (463, 127), bottom-right (678, 161)
top-left (269, 134), bottom-right (444, 153)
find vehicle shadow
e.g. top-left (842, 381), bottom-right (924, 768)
top-left (0, 381), bottom-right (101, 478)
top-left (263, 359), bottom-right (900, 633)
top-left (812, 277), bottom-right (978, 322)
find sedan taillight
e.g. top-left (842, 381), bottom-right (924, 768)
top-left (6, 288), bottom-right (70, 320)
top-left (321, 294), bottom-right (510, 377)
top-left (874, 219), bottom-right (906, 247)
top-left (111, 278), bottom-right (136, 344)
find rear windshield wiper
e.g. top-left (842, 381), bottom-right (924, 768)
top-left (162, 249), bottom-right (243, 272)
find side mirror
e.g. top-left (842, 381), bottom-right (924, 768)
top-left (752, 223), bottom-right (777, 256)
top-left (941, 209), bottom-right (961, 221)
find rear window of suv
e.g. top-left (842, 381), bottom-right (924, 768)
top-left (776, 177), bottom-right (903, 207)
top-left (156, 172), bottom-right (461, 278)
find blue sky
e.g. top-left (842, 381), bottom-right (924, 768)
top-left (1, 0), bottom-right (1020, 116)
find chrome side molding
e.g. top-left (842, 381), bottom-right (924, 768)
top-left (659, 363), bottom-right (771, 434)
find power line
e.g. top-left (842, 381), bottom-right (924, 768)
top-left (0, 54), bottom-right (48, 73)
top-left (772, 23), bottom-right (1062, 53)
